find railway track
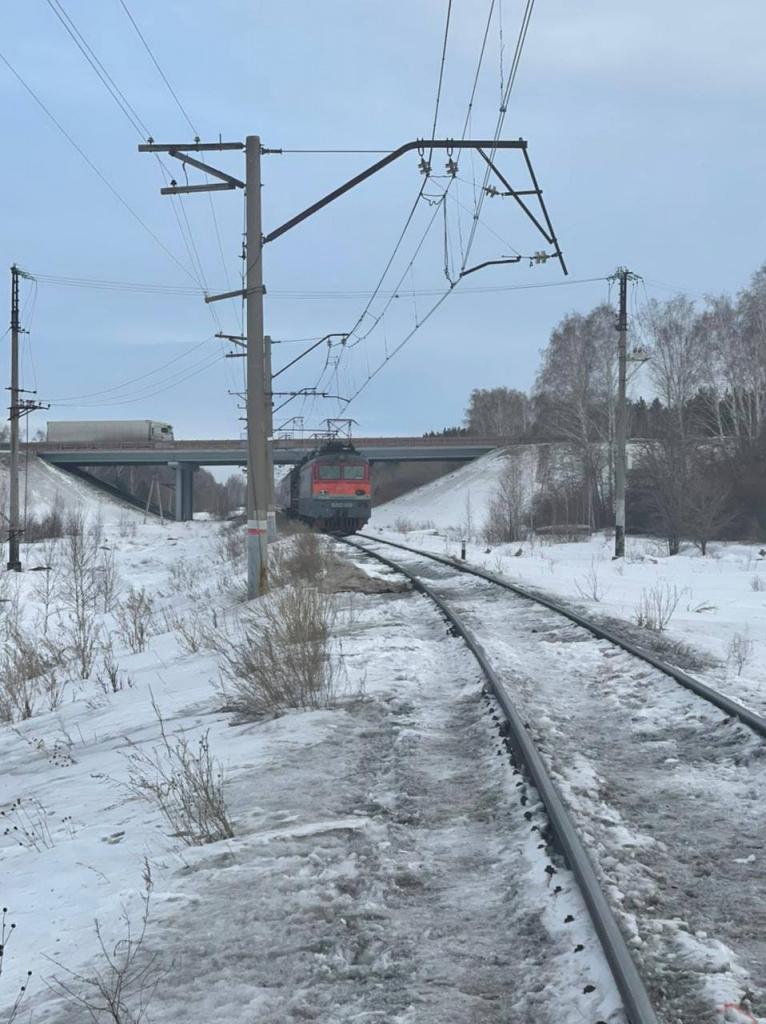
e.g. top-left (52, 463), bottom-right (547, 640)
top-left (339, 534), bottom-right (766, 1024)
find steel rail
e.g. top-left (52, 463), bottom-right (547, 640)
top-left (354, 535), bottom-right (766, 740)
top-left (339, 535), bottom-right (661, 1024)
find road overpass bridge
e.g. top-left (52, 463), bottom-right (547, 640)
top-left (28, 436), bottom-right (507, 520)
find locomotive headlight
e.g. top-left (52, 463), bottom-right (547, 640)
top-left (319, 489), bottom-right (329, 496)
top-left (355, 489), bottom-right (365, 496)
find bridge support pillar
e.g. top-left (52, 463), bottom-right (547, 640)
top-left (169, 463), bottom-right (197, 522)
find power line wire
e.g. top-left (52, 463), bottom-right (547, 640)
top-left (462, 0), bottom-right (536, 267)
top-left (335, 0), bottom-right (465, 363)
top-left (116, 0), bottom-right (238, 322)
top-left (0, 48), bottom-right (198, 283)
top-left (46, 334), bottom-right (217, 402)
top-left (33, 269), bottom-right (606, 299)
top-left (50, 349), bottom-right (225, 408)
top-left (116, 0), bottom-right (198, 136)
top-left (335, 0), bottom-right (501, 401)
top-left (342, 288), bottom-right (455, 408)
top-left (44, 0), bottom-right (150, 138)
top-left (32, 274), bottom-right (204, 295)
top-left (428, 0), bottom-right (453, 161)
top-left (42, 0), bottom-right (230, 333)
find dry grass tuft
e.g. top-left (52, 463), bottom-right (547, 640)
top-left (217, 585), bottom-right (348, 719)
top-left (122, 697), bottom-right (234, 846)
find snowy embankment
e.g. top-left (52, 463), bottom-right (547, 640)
top-left (367, 448), bottom-right (766, 719)
top-left (0, 470), bottom-right (625, 1023)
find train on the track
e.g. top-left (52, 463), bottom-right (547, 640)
top-left (276, 440), bottom-right (371, 535)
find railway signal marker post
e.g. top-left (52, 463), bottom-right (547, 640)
top-left (139, 136), bottom-right (565, 598)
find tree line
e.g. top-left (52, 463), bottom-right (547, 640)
top-left (86, 464), bottom-right (246, 519)
top-left (426, 262), bottom-right (766, 550)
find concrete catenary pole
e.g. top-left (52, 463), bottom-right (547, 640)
top-left (614, 268), bottom-right (629, 559)
top-left (264, 334), bottom-right (277, 542)
top-left (7, 265), bottom-right (21, 571)
top-left (245, 136), bottom-right (269, 597)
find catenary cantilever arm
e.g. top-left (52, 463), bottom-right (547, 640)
top-left (262, 139), bottom-right (528, 244)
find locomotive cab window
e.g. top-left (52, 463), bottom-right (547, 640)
top-left (342, 466), bottom-right (365, 480)
top-left (318, 466), bottom-right (341, 479)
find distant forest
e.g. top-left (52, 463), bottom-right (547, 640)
top-left (425, 261), bottom-right (766, 547)
top-left (86, 464), bottom-right (246, 519)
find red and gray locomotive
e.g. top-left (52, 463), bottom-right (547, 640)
top-left (277, 440), bottom-right (371, 534)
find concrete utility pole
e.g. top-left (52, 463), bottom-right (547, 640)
top-left (264, 335), bottom-right (276, 542)
top-left (7, 264), bottom-right (45, 572)
top-left (245, 137), bottom-right (270, 595)
top-left (7, 265), bottom-right (21, 571)
top-left (610, 266), bottom-right (640, 559)
top-left (138, 138), bottom-right (270, 599)
top-left (138, 135), bottom-right (565, 598)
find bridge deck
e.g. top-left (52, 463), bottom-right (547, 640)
top-left (27, 437), bottom-right (513, 466)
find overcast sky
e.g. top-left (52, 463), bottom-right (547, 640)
top-left (1, 0), bottom-right (765, 442)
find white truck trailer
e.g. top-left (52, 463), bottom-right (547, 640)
top-left (46, 420), bottom-right (174, 443)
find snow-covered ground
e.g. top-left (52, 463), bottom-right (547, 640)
top-left (367, 449), bottom-right (766, 720)
top-left (352, 539), bottom-right (766, 1023)
top-left (2, 455), bottom-right (764, 1024)
top-left (0, 470), bottom-right (625, 1023)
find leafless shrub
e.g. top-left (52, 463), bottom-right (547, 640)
top-left (1, 909), bottom-right (32, 1024)
top-left (122, 698), bottom-right (233, 846)
top-left (46, 862), bottom-right (169, 1023)
top-left (16, 730), bottom-right (78, 768)
top-left (534, 523), bottom-right (592, 544)
top-left (483, 456), bottom-right (532, 544)
top-left (160, 608), bottom-right (212, 656)
top-left (96, 546), bottom-right (121, 613)
top-left (87, 511), bottom-right (105, 551)
top-left (0, 575), bottom-right (22, 637)
top-left (392, 517), bottom-right (434, 533)
top-left (41, 669), bottom-right (66, 712)
top-left (59, 510), bottom-right (102, 678)
top-left (727, 630), bottom-right (754, 675)
top-left (0, 628), bottom-right (63, 723)
top-left (32, 538), bottom-right (59, 636)
top-left (284, 530), bottom-right (328, 583)
top-left (633, 582), bottom-right (682, 632)
top-left (117, 509), bottom-right (137, 539)
top-left (218, 586), bottom-right (346, 719)
top-left (751, 575), bottom-right (765, 592)
top-left (167, 557), bottom-right (203, 594)
top-left (460, 494), bottom-right (476, 543)
top-left (215, 522), bottom-right (246, 564)
top-left (23, 495), bottom-right (66, 543)
top-left (574, 559), bottom-right (608, 603)
top-left (115, 588), bottom-right (156, 654)
top-left (1, 797), bottom-right (54, 851)
top-left (94, 642), bottom-right (134, 695)
top-left (644, 633), bottom-right (712, 672)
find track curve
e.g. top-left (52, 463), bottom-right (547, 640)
top-left (339, 535), bottom-right (662, 1024)
top-left (351, 533), bottom-right (766, 739)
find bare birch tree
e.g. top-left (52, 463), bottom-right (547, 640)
top-left (639, 295), bottom-right (703, 436)
top-left (464, 388), bottom-right (529, 437)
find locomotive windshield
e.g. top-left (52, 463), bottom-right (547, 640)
top-left (318, 466), bottom-right (341, 479)
top-left (342, 466), bottom-right (365, 480)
